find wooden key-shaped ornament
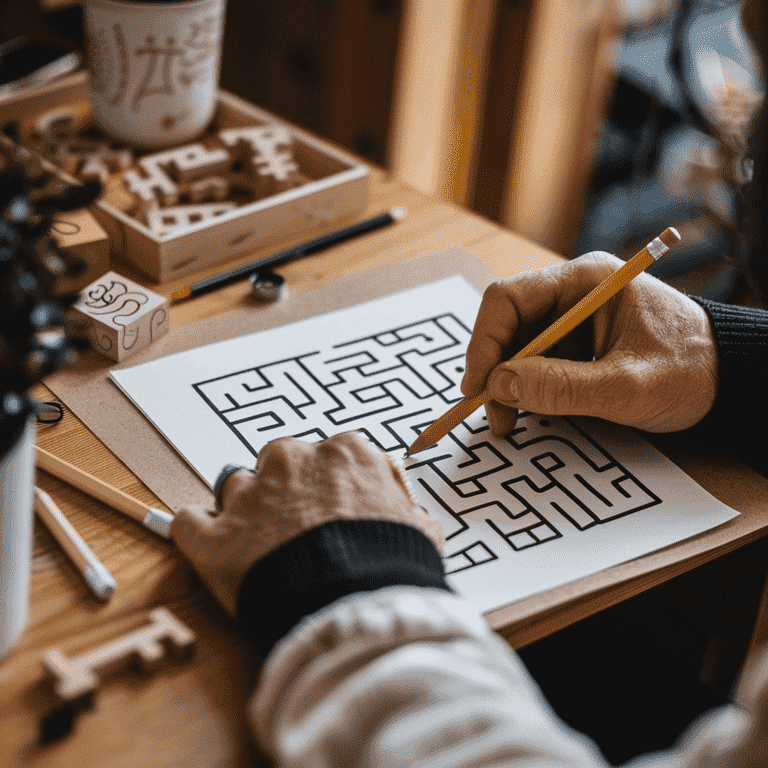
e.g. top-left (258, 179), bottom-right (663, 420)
top-left (38, 608), bottom-right (195, 741)
top-left (42, 608), bottom-right (195, 707)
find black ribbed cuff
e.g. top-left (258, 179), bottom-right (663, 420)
top-left (682, 298), bottom-right (768, 473)
top-left (236, 520), bottom-right (451, 657)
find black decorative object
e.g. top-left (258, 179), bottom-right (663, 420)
top-left (0, 135), bottom-right (101, 461)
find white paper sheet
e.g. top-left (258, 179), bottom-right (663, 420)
top-left (111, 276), bottom-right (738, 613)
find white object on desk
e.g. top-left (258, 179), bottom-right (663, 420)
top-left (82, 0), bottom-right (226, 149)
top-left (34, 488), bottom-right (116, 601)
top-left (0, 418), bottom-right (35, 659)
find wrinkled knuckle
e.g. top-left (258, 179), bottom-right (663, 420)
top-left (221, 470), bottom-right (257, 507)
top-left (579, 250), bottom-right (621, 267)
top-left (532, 268), bottom-right (560, 291)
top-left (332, 431), bottom-right (383, 464)
top-left (604, 360), bottom-right (644, 410)
top-left (258, 436), bottom-right (302, 472)
top-left (615, 359), bottom-right (669, 426)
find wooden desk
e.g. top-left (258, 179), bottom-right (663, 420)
top-left (2, 168), bottom-right (768, 767)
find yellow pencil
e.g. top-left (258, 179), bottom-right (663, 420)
top-left (36, 447), bottom-right (174, 539)
top-left (406, 227), bottom-right (682, 456)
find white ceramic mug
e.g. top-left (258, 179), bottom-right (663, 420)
top-left (83, 0), bottom-right (227, 149)
top-left (0, 418), bottom-right (35, 659)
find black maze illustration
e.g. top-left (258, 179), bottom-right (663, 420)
top-left (192, 313), bottom-right (662, 574)
top-left (192, 314), bottom-right (471, 453)
top-left (406, 414), bottom-right (661, 574)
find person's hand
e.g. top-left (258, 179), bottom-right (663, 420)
top-left (171, 432), bottom-right (443, 616)
top-left (461, 251), bottom-right (718, 435)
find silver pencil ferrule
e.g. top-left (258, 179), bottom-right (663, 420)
top-left (646, 236), bottom-right (669, 261)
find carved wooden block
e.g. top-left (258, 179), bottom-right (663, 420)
top-left (219, 126), bottom-right (301, 192)
top-left (49, 208), bottom-right (111, 295)
top-left (143, 143), bottom-right (231, 183)
top-left (38, 607), bottom-right (195, 742)
top-left (101, 173), bottom-right (137, 213)
top-left (123, 143), bottom-right (232, 208)
top-left (72, 271), bottom-right (170, 361)
top-left (53, 139), bottom-right (134, 183)
top-left (145, 202), bottom-right (237, 238)
top-left (42, 608), bottom-right (195, 706)
top-left (180, 175), bottom-right (231, 203)
top-left (123, 158), bottom-right (180, 207)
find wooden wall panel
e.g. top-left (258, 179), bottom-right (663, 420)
top-left (219, 0), bottom-right (404, 167)
top-left (503, 0), bottom-right (621, 254)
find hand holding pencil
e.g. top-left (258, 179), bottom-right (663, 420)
top-left (408, 229), bottom-right (719, 454)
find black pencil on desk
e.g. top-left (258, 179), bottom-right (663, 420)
top-left (171, 207), bottom-right (407, 302)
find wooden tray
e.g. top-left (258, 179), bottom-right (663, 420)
top-left (0, 71), bottom-right (370, 283)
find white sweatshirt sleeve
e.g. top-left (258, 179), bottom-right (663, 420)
top-left (247, 586), bottom-right (768, 768)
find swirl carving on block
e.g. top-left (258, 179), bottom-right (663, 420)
top-left (90, 319), bottom-right (113, 352)
top-left (122, 325), bottom-right (140, 350)
top-left (85, 281), bottom-right (148, 327)
top-left (149, 308), bottom-right (167, 341)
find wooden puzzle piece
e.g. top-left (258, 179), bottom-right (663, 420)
top-left (39, 608), bottom-right (195, 742)
top-left (179, 175), bottom-right (231, 203)
top-left (42, 608), bottom-right (195, 704)
top-left (54, 139), bottom-right (134, 183)
top-left (101, 173), bottom-right (137, 213)
top-left (123, 158), bottom-right (180, 207)
top-left (141, 142), bottom-right (231, 183)
top-left (219, 125), bottom-right (301, 189)
top-left (145, 202), bottom-right (237, 237)
top-left (118, 144), bottom-right (236, 212)
top-left (72, 270), bottom-right (170, 361)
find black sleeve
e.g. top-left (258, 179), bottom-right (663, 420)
top-left (677, 298), bottom-right (768, 475)
top-left (236, 519), bottom-right (451, 658)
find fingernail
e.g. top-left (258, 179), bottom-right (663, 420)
top-left (491, 370), bottom-right (518, 404)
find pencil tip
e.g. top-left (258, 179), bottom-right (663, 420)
top-left (390, 207), bottom-right (407, 220)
